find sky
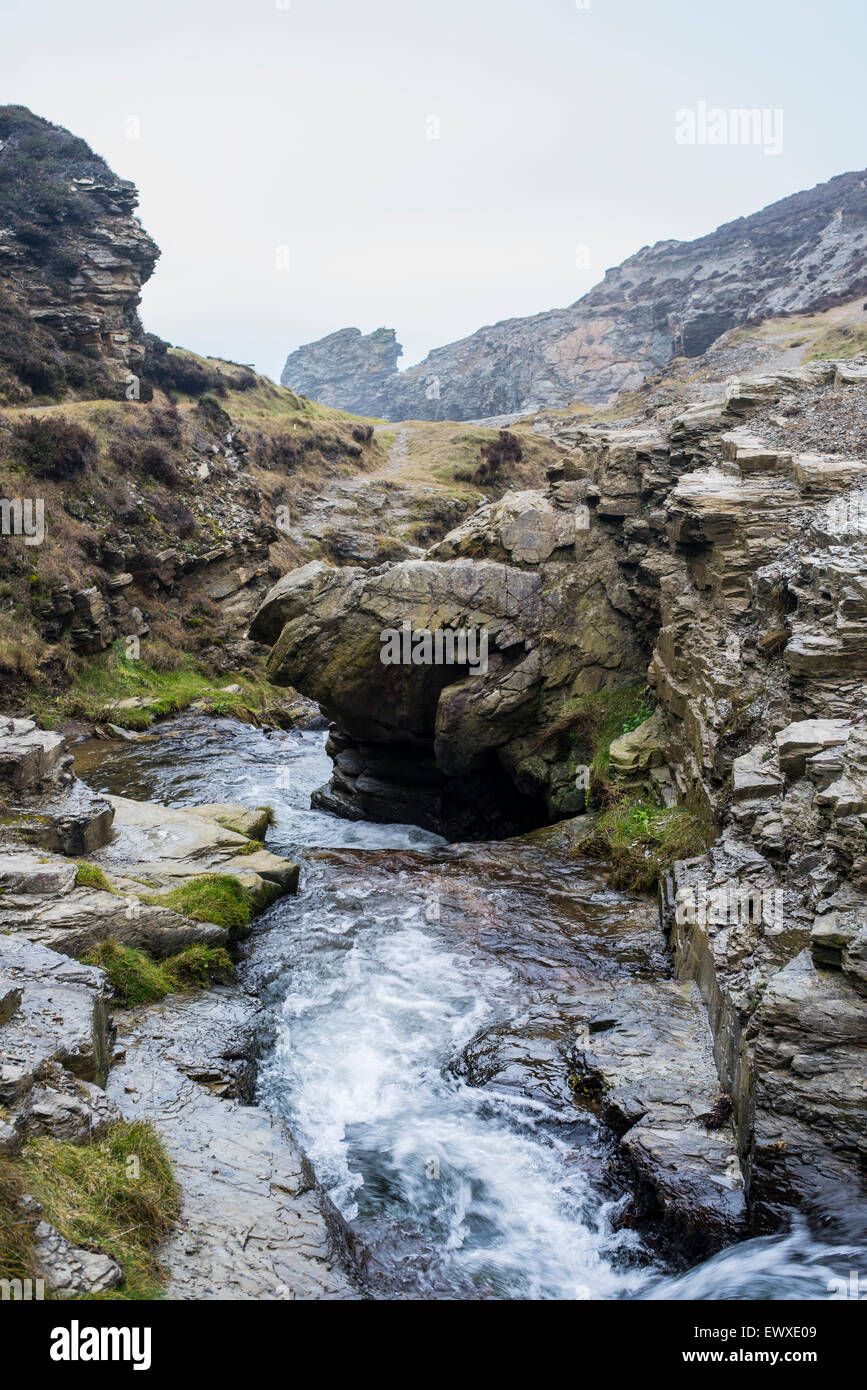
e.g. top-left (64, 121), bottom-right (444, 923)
top-left (1, 0), bottom-right (865, 379)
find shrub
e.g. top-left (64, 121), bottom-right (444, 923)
top-left (141, 337), bottom-right (256, 398)
top-left (456, 428), bottom-right (523, 486)
top-left (108, 436), bottom-right (139, 470)
top-left (0, 292), bottom-right (67, 397)
top-left (147, 405), bottom-right (182, 441)
top-left (139, 443), bottom-right (180, 486)
top-left (578, 797), bottom-right (709, 892)
top-left (13, 414), bottom-right (97, 479)
top-left (194, 394), bottom-right (232, 433)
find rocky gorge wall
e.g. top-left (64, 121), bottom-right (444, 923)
top-left (252, 357), bottom-right (867, 1231)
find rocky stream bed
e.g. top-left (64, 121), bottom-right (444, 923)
top-left (0, 713), bottom-right (855, 1299)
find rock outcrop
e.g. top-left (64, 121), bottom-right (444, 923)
top-left (0, 714), bottom-right (114, 855)
top-left (105, 988), bottom-right (364, 1299)
top-left (281, 169), bottom-right (867, 420)
top-left (249, 490), bottom-right (649, 837)
top-left (253, 357), bottom-right (867, 1230)
top-left (0, 713), bottom-right (359, 1299)
top-left (281, 327), bottom-right (402, 415)
top-left (0, 105), bottom-right (159, 400)
top-left (0, 717), bottom-right (300, 954)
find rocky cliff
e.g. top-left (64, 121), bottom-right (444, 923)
top-left (0, 106), bottom-right (160, 402)
top-left (281, 169), bottom-right (867, 420)
top-left (252, 355), bottom-right (867, 1231)
top-left (281, 326), bottom-right (402, 416)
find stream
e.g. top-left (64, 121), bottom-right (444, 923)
top-left (76, 713), bottom-right (866, 1301)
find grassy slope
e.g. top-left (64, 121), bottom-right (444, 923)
top-left (1, 349), bottom-right (562, 719)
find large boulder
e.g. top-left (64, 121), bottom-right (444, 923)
top-left (250, 491), bottom-right (646, 838)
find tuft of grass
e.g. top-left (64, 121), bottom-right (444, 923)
top-left (0, 1158), bottom-right (35, 1286)
top-left (577, 797), bottom-right (709, 893)
top-left (140, 874), bottom-right (251, 937)
top-left (532, 682), bottom-right (654, 792)
top-left (82, 940), bottom-right (235, 1007)
top-left (74, 861), bottom-right (115, 893)
top-left (81, 942), bottom-right (170, 1006)
top-left (227, 838), bottom-right (265, 856)
top-left (162, 942), bottom-right (235, 989)
top-left (18, 1121), bottom-right (180, 1299)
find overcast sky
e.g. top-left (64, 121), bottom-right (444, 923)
top-left (2, 0), bottom-right (864, 378)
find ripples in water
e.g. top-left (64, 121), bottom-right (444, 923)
top-left (76, 714), bottom-right (867, 1300)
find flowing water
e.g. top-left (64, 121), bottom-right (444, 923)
top-left (76, 714), bottom-right (867, 1301)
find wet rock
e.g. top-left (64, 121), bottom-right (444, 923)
top-left (33, 1221), bottom-right (123, 1296)
top-left (16, 1061), bottom-right (123, 1143)
top-left (0, 936), bottom-right (119, 1158)
top-left (106, 990), bottom-right (364, 1299)
top-left (748, 949), bottom-right (867, 1230)
top-left (93, 796), bottom-right (300, 922)
top-left (9, 780), bottom-right (115, 857)
top-left (0, 719), bottom-right (115, 854)
top-left (0, 723), bottom-right (66, 788)
top-left (568, 978), bottom-right (746, 1256)
top-left (0, 849), bottom-right (228, 958)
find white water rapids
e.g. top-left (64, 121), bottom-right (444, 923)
top-left (79, 715), bottom-right (867, 1301)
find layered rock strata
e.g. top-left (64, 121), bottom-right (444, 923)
top-left (253, 358), bottom-right (867, 1228)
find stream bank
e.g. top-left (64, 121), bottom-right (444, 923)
top-left (64, 713), bottom-right (866, 1299)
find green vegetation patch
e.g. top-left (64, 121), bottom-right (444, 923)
top-left (805, 323), bottom-right (867, 361)
top-left (82, 940), bottom-right (235, 1007)
top-left (577, 797), bottom-right (709, 893)
top-left (74, 861), bottom-right (115, 892)
top-left (140, 874), bottom-right (251, 937)
top-left (46, 640), bottom-right (288, 730)
top-left (0, 1156), bottom-right (33, 1286)
top-left (536, 681), bottom-right (654, 786)
top-left (17, 1121), bottom-right (179, 1300)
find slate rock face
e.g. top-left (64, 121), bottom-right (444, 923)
top-left (281, 326), bottom-right (402, 415)
top-left (0, 105), bottom-right (159, 400)
top-left (106, 989), bottom-right (364, 1300)
top-left (281, 168), bottom-right (867, 420)
top-left (255, 360), bottom-right (867, 1229)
